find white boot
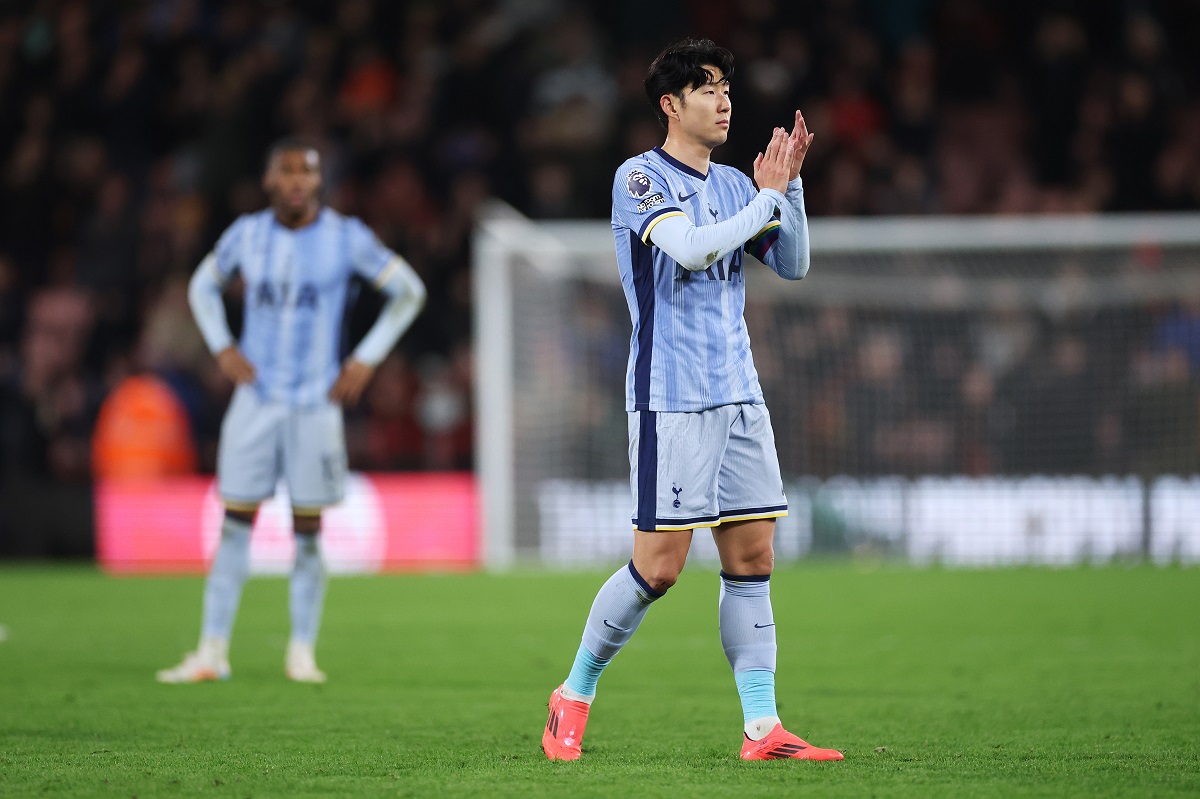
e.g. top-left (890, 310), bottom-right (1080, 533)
top-left (156, 637), bottom-right (231, 683)
top-left (285, 639), bottom-right (327, 684)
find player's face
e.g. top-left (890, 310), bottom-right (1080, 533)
top-left (677, 66), bottom-right (731, 149)
top-left (263, 148), bottom-right (321, 221)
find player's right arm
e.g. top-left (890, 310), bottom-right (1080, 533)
top-left (744, 111), bottom-right (815, 279)
top-left (645, 129), bottom-right (793, 270)
top-left (187, 219), bottom-right (255, 384)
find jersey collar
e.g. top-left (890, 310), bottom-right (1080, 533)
top-left (653, 147), bottom-right (708, 181)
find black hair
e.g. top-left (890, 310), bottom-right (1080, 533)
top-left (264, 136), bottom-right (320, 171)
top-left (644, 38), bottom-right (735, 131)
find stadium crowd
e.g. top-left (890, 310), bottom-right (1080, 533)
top-left (1, 0), bottom-right (1199, 554)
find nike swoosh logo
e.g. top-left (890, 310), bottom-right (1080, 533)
top-left (603, 619), bottom-right (629, 632)
top-left (678, 191), bottom-right (697, 202)
top-left (754, 623), bottom-right (775, 629)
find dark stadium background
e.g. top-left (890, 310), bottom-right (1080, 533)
top-left (1, 0), bottom-right (1199, 558)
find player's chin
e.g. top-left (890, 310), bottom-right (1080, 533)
top-left (706, 130), bottom-right (730, 148)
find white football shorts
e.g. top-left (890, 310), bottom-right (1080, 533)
top-left (627, 403), bottom-right (788, 532)
top-left (216, 385), bottom-right (347, 512)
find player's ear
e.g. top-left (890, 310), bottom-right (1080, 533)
top-left (660, 93), bottom-right (680, 122)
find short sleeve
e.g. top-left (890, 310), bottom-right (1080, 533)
top-left (346, 216), bottom-right (397, 285)
top-left (612, 162), bottom-right (687, 245)
top-left (212, 216), bottom-right (247, 279)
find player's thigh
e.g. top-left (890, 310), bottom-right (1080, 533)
top-left (217, 386), bottom-right (284, 508)
top-left (715, 403), bottom-right (787, 522)
top-left (283, 403), bottom-right (346, 511)
top-left (628, 408), bottom-right (728, 532)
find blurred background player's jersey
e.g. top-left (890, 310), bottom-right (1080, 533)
top-left (212, 208), bottom-right (395, 407)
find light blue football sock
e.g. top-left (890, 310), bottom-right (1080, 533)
top-left (200, 515), bottom-right (252, 643)
top-left (563, 561), bottom-right (663, 701)
top-left (734, 670), bottom-right (778, 724)
top-left (289, 533), bottom-right (326, 645)
top-left (563, 644), bottom-right (609, 699)
top-left (719, 572), bottom-right (779, 724)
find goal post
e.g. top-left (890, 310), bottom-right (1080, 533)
top-left (474, 206), bottom-right (1200, 569)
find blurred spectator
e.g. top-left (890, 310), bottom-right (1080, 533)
top-left (1, 287), bottom-right (98, 484)
top-left (846, 329), bottom-right (910, 472)
top-left (957, 363), bottom-right (999, 475)
top-left (1009, 334), bottom-right (1097, 474)
top-left (1125, 347), bottom-right (1200, 475)
top-left (1155, 298), bottom-right (1200, 372)
top-left (91, 374), bottom-right (197, 479)
top-left (351, 352), bottom-right (424, 471)
top-left (415, 347), bottom-right (473, 471)
top-left (1027, 14), bottom-right (1088, 188)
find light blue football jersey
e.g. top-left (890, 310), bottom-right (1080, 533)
top-left (611, 147), bottom-right (783, 412)
top-left (212, 207), bottom-right (395, 407)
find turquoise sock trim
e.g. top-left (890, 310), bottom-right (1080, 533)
top-left (734, 669), bottom-right (777, 723)
top-left (564, 643), bottom-right (610, 698)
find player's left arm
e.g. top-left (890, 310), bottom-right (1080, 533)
top-left (747, 111), bottom-right (815, 281)
top-left (331, 222), bottom-right (428, 405)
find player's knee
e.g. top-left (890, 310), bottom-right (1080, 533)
top-left (751, 542), bottom-right (775, 573)
top-left (640, 561), bottom-right (685, 594)
top-left (729, 543), bottom-right (775, 576)
top-left (224, 507), bottom-right (256, 525)
top-left (292, 512), bottom-right (321, 534)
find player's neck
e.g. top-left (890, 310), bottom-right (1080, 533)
top-left (660, 134), bottom-right (712, 177)
top-left (274, 204), bottom-right (320, 230)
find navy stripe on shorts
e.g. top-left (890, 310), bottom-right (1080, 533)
top-left (636, 410), bottom-right (657, 531)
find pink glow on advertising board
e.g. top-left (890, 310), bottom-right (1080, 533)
top-left (96, 473), bottom-right (478, 574)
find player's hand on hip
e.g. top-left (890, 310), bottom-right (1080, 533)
top-left (787, 110), bottom-right (815, 180)
top-left (329, 358), bottom-right (375, 406)
top-left (753, 127), bottom-right (793, 194)
top-left (216, 346), bottom-right (256, 384)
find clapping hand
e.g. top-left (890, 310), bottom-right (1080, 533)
top-left (753, 128), bottom-right (794, 194)
top-left (786, 110), bottom-right (815, 180)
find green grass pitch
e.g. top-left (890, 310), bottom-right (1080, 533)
top-left (1, 564), bottom-right (1197, 797)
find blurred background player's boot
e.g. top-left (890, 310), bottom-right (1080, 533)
top-left (156, 637), bottom-right (231, 683)
top-left (285, 639), bottom-right (327, 683)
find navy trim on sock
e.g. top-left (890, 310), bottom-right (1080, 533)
top-left (720, 571), bottom-right (772, 582)
top-left (627, 560), bottom-right (664, 599)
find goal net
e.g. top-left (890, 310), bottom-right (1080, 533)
top-left (474, 206), bottom-right (1200, 568)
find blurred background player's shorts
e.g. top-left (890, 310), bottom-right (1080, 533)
top-left (216, 385), bottom-right (347, 510)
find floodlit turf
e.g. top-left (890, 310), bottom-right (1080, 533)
top-left (1, 564), bottom-right (1197, 798)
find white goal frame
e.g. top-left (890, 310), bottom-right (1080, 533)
top-left (473, 207), bottom-right (1200, 569)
